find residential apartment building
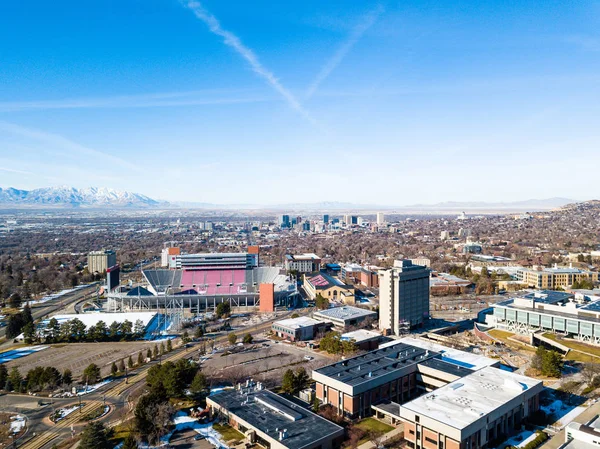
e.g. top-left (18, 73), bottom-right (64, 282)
top-left (379, 260), bottom-right (430, 334)
top-left (87, 250), bottom-right (117, 274)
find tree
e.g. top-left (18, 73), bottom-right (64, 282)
top-left (166, 339), bottom-right (173, 352)
top-left (181, 330), bottom-right (190, 343)
top-left (533, 346), bottom-right (563, 378)
top-left (582, 363), bottom-right (600, 385)
top-left (147, 348), bottom-right (152, 360)
top-left (6, 313), bottom-right (25, 339)
top-left (160, 342), bottom-right (166, 355)
top-left (367, 429), bottom-right (385, 449)
top-left (0, 364), bottom-right (7, 390)
top-left (79, 421), bottom-right (112, 449)
top-left (47, 317), bottom-right (60, 342)
top-left (128, 356), bottom-right (134, 369)
top-left (134, 319), bottom-right (145, 338)
top-left (137, 352), bottom-right (144, 366)
top-left (23, 321), bottom-right (36, 344)
top-left (121, 320), bottom-right (133, 336)
top-left (281, 369), bottom-right (295, 395)
top-left (312, 395), bottom-right (320, 413)
top-left (293, 367), bottom-right (310, 393)
top-left (243, 333), bottom-right (253, 344)
top-left (82, 363), bottom-right (101, 384)
top-left (153, 345), bottom-right (159, 359)
top-left (228, 333), bottom-right (238, 345)
top-left (134, 391), bottom-right (174, 444)
top-left (111, 362), bottom-right (118, 376)
top-left (216, 302), bottom-right (231, 318)
top-left (122, 434), bottom-right (138, 449)
top-left (8, 292), bottom-right (22, 309)
top-left (119, 359), bottom-right (126, 372)
top-left (194, 326), bottom-right (204, 339)
top-left (189, 371), bottom-right (208, 395)
top-left (291, 313), bottom-right (300, 319)
top-left (315, 294), bottom-right (329, 310)
top-left (62, 369), bottom-right (72, 386)
top-left (8, 367), bottom-right (23, 392)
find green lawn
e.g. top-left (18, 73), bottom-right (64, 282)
top-left (355, 417), bottom-right (394, 444)
top-left (213, 423), bottom-right (245, 442)
top-left (488, 329), bottom-right (515, 340)
top-left (543, 333), bottom-right (600, 358)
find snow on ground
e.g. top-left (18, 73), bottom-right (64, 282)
top-left (77, 379), bottom-right (112, 396)
top-left (9, 415), bottom-right (26, 434)
top-left (53, 405), bottom-right (82, 422)
top-left (542, 399), bottom-right (586, 428)
top-left (157, 411), bottom-right (229, 449)
top-left (502, 431), bottom-right (537, 448)
top-left (26, 284), bottom-right (90, 306)
top-left (0, 345), bottom-right (48, 363)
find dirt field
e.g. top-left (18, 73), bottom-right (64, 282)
top-left (4, 342), bottom-right (157, 380)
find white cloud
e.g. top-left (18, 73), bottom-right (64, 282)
top-left (181, 1), bottom-right (316, 124)
top-left (305, 4), bottom-right (384, 99)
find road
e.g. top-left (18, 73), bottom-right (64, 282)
top-left (15, 307), bottom-right (299, 449)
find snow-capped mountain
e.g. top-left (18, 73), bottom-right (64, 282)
top-left (0, 186), bottom-right (162, 208)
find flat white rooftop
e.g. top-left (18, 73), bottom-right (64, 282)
top-left (341, 329), bottom-right (380, 343)
top-left (314, 306), bottom-right (376, 322)
top-left (275, 316), bottom-right (325, 329)
top-left (384, 337), bottom-right (498, 371)
top-left (401, 366), bottom-right (542, 430)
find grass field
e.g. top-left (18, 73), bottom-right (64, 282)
top-left (543, 333), bottom-right (600, 359)
top-left (213, 423), bottom-right (244, 442)
top-left (355, 417), bottom-right (394, 444)
top-left (488, 329), bottom-right (515, 340)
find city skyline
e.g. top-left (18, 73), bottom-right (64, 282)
top-left (1, 1), bottom-right (599, 204)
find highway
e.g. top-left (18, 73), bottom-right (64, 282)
top-left (15, 307), bottom-right (299, 449)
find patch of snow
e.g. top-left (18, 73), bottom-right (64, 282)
top-left (53, 405), bottom-right (83, 422)
top-left (77, 379), bottom-right (112, 396)
top-left (157, 411), bottom-right (229, 449)
top-left (542, 399), bottom-right (587, 428)
top-left (502, 431), bottom-right (536, 448)
top-left (25, 284), bottom-right (90, 306)
top-left (0, 345), bottom-right (48, 363)
top-left (9, 415), bottom-right (26, 434)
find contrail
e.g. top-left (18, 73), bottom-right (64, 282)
top-left (182, 1), bottom-right (316, 124)
top-left (306, 4), bottom-right (384, 100)
top-left (0, 120), bottom-right (140, 172)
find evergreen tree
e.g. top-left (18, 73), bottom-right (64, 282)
top-left (119, 359), bottom-right (126, 372)
top-left (122, 434), bottom-right (138, 449)
top-left (128, 356), bottom-right (134, 369)
top-left (82, 364), bottom-right (101, 384)
top-left (243, 333), bottom-right (253, 344)
top-left (166, 339), bottom-right (173, 352)
top-left (79, 421), bottom-right (111, 449)
top-left (111, 362), bottom-right (118, 376)
top-left (137, 352), bottom-right (144, 365)
top-left (189, 371), bottom-right (208, 395)
top-left (8, 292), bottom-right (22, 309)
top-left (228, 333), bottom-right (237, 345)
top-left (281, 369), bottom-right (295, 395)
top-left (194, 326), bottom-right (204, 339)
top-left (8, 367), bottom-right (23, 392)
top-left (160, 342), bottom-right (165, 355)
top-left (312, 395), bottom-right (320, 413)
top-left (62, 369), bottom-right (72, 386)
top-left (0, 364), bottom-right (7, 389)
top-left (147, 348), bottom-right (152, 359)
top-left (153, 345), bottom-right (159, 358)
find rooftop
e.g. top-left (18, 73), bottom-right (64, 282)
top-left (314, 306), bottom-right (376, 322)
top-left (208, 388), bottom-right (343, 449)
top-left (386, 337), bottom-right (498, 371)
top-left (274, 316), bottom-right (325, 329)
top-left (341, 329), bottom-right (381, 343)
top-left (314, 342), bottom-right (437, 387)
top-left (306, 272), bottom-right (347, 289)
top-left (286, 253), bottom-right (320, 261)
top-left (401, 366), bottom-right (542, 430)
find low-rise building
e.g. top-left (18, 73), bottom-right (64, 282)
top-left (430, 272), bottom-right (472, 295)
top-left (285, 253), bottom-right (321, 273)
top-left (517, 265), bottom-right (598, 289)
top-left (304, 273), bottom-right (355, 304)
top-left (271, 317), bottom-right (332, 341)
top-left (563, 416), bottom-right (600, 449)
top-left (399, 366), bottom-right (542, 449)
top-left (313, 306), bottom-right (376, 330)
top-left (207, 386), bottom-right (344, 449)
top-left (340, 329), bottom-right (381, 351)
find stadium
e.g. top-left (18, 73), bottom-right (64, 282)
top-left (106, 251), bottom-right (298, 316)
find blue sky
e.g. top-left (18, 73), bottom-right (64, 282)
top-left (0, 0), bottom-right (599, 205)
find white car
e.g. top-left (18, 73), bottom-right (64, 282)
top-left (303, 355), bottom-right (314, 361)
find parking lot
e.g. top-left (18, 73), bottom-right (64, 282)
top-left (201, 336), bottom-right (333, 387)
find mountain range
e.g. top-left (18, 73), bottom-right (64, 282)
top-left (0, 186), bottom-right (161, 208)
top-left (0, 186), bottom-right (578, 212)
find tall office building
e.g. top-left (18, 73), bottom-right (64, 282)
top-left (379, 260), bottom-right (430, 334)
top-left (88, 250), bottom-right (117, 274)
top-left (323, 214), bottom-right (329, 224)
top-left (376, 212), bottom-right (385, 225)
top-left (279, 214), bottom-right (290, 228)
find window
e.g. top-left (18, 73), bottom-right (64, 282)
top-left (415, 415), bottom-right (420, 423)
top-left (425, 437), bottom-right (436, 445)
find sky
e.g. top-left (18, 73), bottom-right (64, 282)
top-left (0, 0), bottom-right (599, 206)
